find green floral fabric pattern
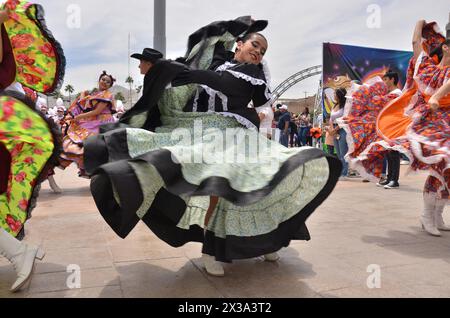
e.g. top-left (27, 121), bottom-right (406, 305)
top-left (3, 0), bottom-right (61, 93)
top-left (0, 96), bottom-right (54, 237)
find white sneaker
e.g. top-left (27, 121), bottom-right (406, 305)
top-left (202, 254), bottom-right (225, 277)
top-left (264, 252), bottom-right (280, 262)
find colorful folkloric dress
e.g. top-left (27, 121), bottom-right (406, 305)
top-left (0, 92), bottom-right (60, 238)
top-left (337, 78), bottom-right (402, 181)
top-left (0, 0), bottom-right (65, 93)
top-left (84, 18), bottom-right (342, 263)
top-left (0, 0), bottom-right (65, 239)
top-left (60, 90), bottom-right (115, 173)
top-left (349, 23), bottom-right (449, 200)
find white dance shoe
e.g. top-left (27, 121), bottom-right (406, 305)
top-left (421, 195), bottom-right (441, 237)
top-left (263, 252), bottom-right (280, 262)
top-left (435, 199), bottom-right (450, 231)
top-left (202, 254), bottom-right (225, 277)
top-left (0, 228), bottom-right (45, 292)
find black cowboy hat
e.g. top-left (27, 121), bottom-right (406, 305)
top-left (131, 48), bottom-right (164, 63)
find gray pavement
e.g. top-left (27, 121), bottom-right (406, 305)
top-left (1, 165), bottom-right (449, 298)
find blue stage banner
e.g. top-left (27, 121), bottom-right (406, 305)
top-left (322, 43), bottom-right (413, 119)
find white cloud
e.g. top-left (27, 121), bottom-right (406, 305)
top-left (34, 0), bottom-right (449, 97)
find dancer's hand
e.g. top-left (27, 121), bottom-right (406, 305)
top-left (428, 95), bottom-right (440, 112)
top-left (415, 19), bottom-right (426, 30)
top-left (0, 9), bottom-right (10, 24)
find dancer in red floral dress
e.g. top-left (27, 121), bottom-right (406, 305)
top-left (338, 76), bottom-right (402, 182)
top-left (348, 20), bottom-right (449, 237)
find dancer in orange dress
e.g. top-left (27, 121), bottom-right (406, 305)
top-left (350, 20), bottom-right (449, 236)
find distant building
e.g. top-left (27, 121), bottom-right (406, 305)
top-left (277, 95), bottom-right (317, 114)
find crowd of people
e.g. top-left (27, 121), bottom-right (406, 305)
top-left (272, 105), bottom-right (316, 148)
top-left (0, 0), bottom-right (448, 294)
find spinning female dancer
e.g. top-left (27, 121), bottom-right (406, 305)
top-left (347, 20), bottom-right (449, 237)
top-left (0, 0), bottom-right (65, 292)
top-left (59, 71), bottom-right (116, 178)
top-left (84, 17), bottom-right (342, 277)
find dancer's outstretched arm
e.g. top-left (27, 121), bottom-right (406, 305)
top-left (429, 80), bottom-right (450, 111)
top-left (173, 69), bottom-right (248, 96)
top-left (412, 20), bottom-right (426, 61)
top-left (173, 67), bottom-right (271, 109)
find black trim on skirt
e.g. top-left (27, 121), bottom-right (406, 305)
top-left (86, 129), bottom-right (342, 262)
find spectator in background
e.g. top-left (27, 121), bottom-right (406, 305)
top-left (36, 97), bottom-right (49, 117)
top-left (306, 118), bottom-right (313, 147)
top-left (53, 106), bottom-right (66, 128)
top-left (289, 114), bottom-right (298, 148)
top-left (298, 107), bottom-right (311, 147)
top-left (272, 104), bottom-right (282, 142)
top-left (330, 88), bottom-right (349, 180)
top-left (324, 118), bottom-right (335, 155)
top-left (277, 105), bottom-right (291, 147)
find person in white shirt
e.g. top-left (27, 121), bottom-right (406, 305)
top-left (329, 88), bottom-right (349, 179)
top-left (256, 104), bottom-right (274, 139)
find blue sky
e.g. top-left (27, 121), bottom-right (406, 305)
top-left (18, 0), bottom-right (450, 98)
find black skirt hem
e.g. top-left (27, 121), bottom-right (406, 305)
top-left (87, 131), bottom-right (342, 261)
top-left (85, 129), bottom-right (342, 207)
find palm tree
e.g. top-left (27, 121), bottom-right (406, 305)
top-left (125, 76), bottom-right (134, 105)
top-left (64, 84), bottom-right (75, 103)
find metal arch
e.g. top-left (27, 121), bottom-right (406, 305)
top-left (313, 80), bottom-right (324, 126)
top-left (271, 65), bottom-right (322, 103)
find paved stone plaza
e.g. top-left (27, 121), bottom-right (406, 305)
top-left (1, 166), bottom-right (449, 298)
